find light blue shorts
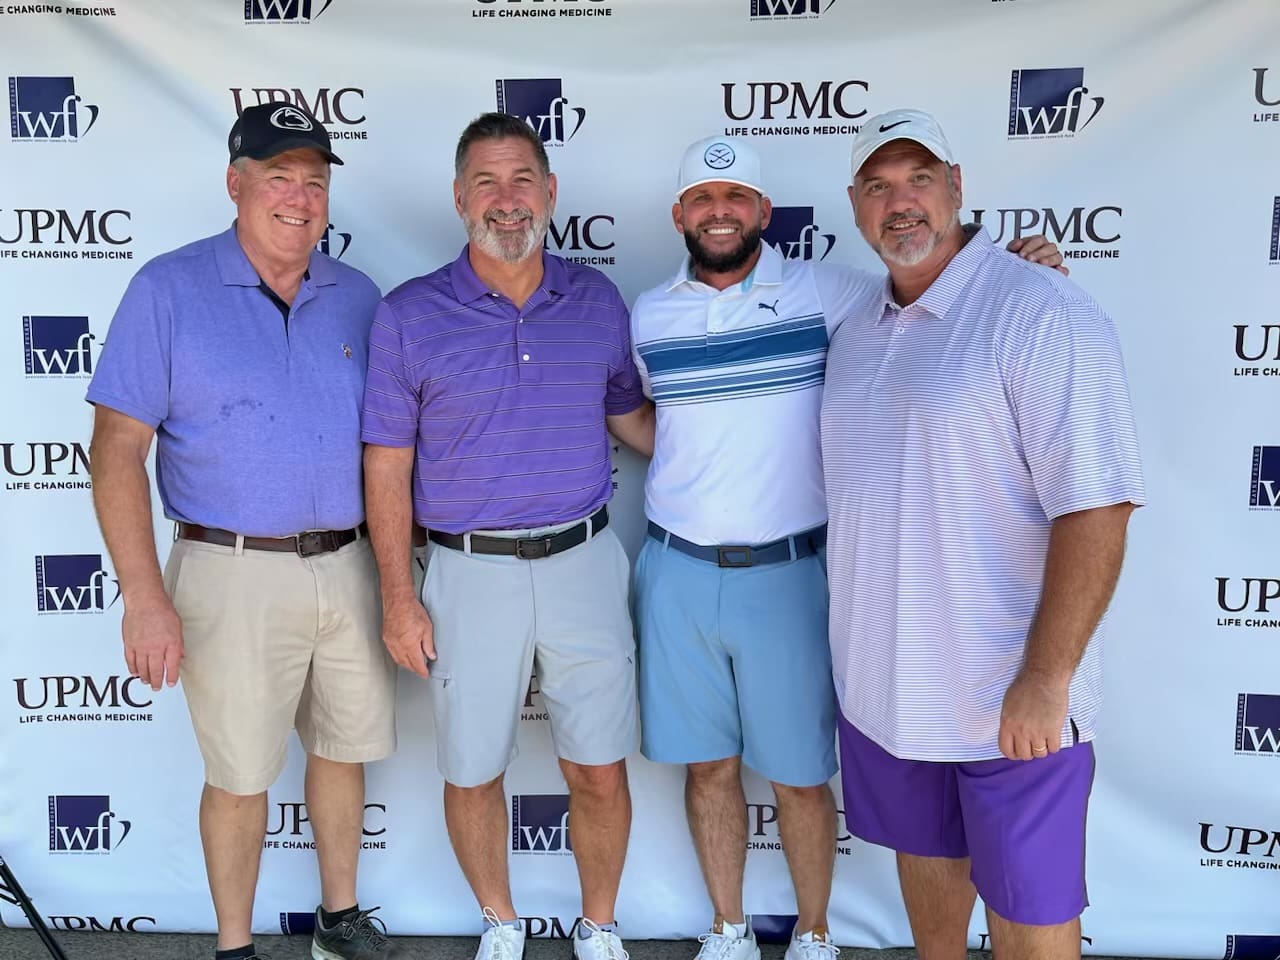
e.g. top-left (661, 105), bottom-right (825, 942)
top-left (632, 535), bottom-right (837, 787)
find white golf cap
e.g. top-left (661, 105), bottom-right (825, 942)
top-left (849, 108), bottom-right (956, 181)
top-left (676, 135), bottom-right (763, 202)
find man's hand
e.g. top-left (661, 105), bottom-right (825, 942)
top-left (998, 669), bottom-right (1068, 761)
top-left (123, 590), bottom-right (183, 691)
top-left (1007, 235), bottom-right (1070, 276)
top-left (383, 599), bottom-right (437, 678)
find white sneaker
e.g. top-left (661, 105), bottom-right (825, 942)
top-left (476, 908), bottom-right (526, 960)
top-left (573, 919), bottom-right (629, 960)
top-left (783, 927), bottom-right (839, 960)
top-left (693, 919), bottom-right (761, 960)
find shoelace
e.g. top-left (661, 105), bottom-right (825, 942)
top-left (577, 919), bottom-right (629, 960)
top-left (791, 938), bottom-right (840, 960)
top-left (482, 906), bottom-right (522, 960)
top-left (337, 906), bottom-right (390, 947)
top-left (695, 930), bottom-right (746, 960)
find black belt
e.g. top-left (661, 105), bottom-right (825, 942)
top-left (647, 521), bottom-right (825, 568)
top-left (428, 506), bottom-right (608, 560)
top-left (177, 522), bottom-right (366, 558)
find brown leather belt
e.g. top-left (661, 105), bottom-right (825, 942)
top-left (177, 522), bottom-right (367, 558)
top-left (428, 506), bottom-right (608, 560)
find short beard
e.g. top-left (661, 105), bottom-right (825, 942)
top-left (685, 222), bottom-right (762, 275)
top-left (876, 208), bottom-right (960, 268)
top-left (465, 206), bottom-right (549, 264)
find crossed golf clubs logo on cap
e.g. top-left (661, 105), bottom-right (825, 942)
top-left (704, 142), bottom-right (735, 170)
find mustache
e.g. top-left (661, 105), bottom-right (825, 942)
top-left (881, 211), bottom-right (930, 230)
top-left (484, 207), bottom-right (534, 224)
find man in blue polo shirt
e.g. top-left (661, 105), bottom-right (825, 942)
top-left (86, 104), bottom-right (405, 960)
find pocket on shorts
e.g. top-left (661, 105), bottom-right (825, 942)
top-left (162, 540), bottom-right (198, 615)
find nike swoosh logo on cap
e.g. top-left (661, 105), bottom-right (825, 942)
top-left (879, 120), bottom-right (911, 132)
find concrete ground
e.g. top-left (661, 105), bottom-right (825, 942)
top-left (0, 928), bottom-right (1142, 960)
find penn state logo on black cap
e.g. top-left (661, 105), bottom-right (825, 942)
top-left (270, 105), bottom-right (314, 132)
top-left (227, 102), bottom-right (343, 165)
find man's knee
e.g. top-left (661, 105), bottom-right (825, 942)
top-left (561, 758), bottom-right (628, 799)
top-left (771, 781), bottom-right (832, 807)
top-left (687, 756), bottom-right (740, 789)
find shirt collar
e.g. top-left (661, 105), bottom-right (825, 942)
top-left (874, 225), bottom-right (995, 324)
top-left (665, 240), bottom-right (785, 294)
top-left (448, 244), bottom-right (571, 305)
top-left (213, 222), bottom-right (339, 288)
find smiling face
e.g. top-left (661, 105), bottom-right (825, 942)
top-left (227, 148), bottom-right (330, 268)
top-left (673, 180), bottom-right (772, 275)
top-left (850, 140), bottom-right (962, 268)
top-left (455, 135), bottom-right (556, 266)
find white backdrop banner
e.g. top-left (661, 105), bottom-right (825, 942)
top-left (1, 0), bottom-right (1278, 956)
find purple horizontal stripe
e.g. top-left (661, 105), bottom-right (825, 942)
top-left (361, 248), bottom-right (643, 531)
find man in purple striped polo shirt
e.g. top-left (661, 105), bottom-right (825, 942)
top-left (362, 113), bottom-right (654, 960)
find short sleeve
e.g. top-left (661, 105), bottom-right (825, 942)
top-left (85, 270), bottom-right (172, 428)
top-left (604, 287), bottom-right (644, 415)
top-left (812, 263), bottom-right (883, 337)
top-left (1002, 300), bottom-right (1147, 520)
top-left (360, 300), bottom-right (420, 447)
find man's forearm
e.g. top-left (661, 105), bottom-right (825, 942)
top-left (363, 444), bottom-right (417, 609)
top-left (607, 402), bottom-right (656, 457)
top-left (90, 439), bottom-right (164, 606)
top-left (1022, 503), bottom-right (1135, 683)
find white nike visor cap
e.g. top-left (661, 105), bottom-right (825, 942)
top-left (850, 109), bottom-right (956, 182)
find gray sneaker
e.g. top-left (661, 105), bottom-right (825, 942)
top-left (311, 906), bottom-right (405, 959)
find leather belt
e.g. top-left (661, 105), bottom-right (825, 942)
top-left (647, 520), bottom-right (825, 568)
top-left (177, 522), bottom-right (366, 558)
top-left (428, 506), bottom-right (608, 560)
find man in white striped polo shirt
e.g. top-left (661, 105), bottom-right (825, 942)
top-left (823, 109), bottom-right (1145, 959)
top-left (629, 135), bottom-right (1065, 960)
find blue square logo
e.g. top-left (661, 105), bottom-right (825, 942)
top-left (1007, 68), bottom-right (1104, 138)
top-left (35, 554), bottom-right (118, 613)
top-left (1225, 935), bottom-right (1280, 960)
top-left (23, 316), bottom-right (95, 377)
top-left (1252, 446), bottom-right (1280, 509)
top-left (9, 76), bottom-right (98, 141)
top-left (762, 207), bottom-right (836, 261)
top-left (1237, 694), bottom-right (1280, 755)
top-left (749, 0), bottom-right (825, 18)
top-left (48, 795), bottom-right (131, 852)
top-left (245, 0), bottom-right (334, 21)
top-left (511, 795), bottom-right (572, 853)
top-left (495, 79), bottom-right (586, 145)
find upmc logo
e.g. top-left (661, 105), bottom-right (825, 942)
top-left (1007, 68), bottom-right (1105, 139)
top-left (970, 205), bottom-right (1121, 261)
top-left (48, 916), bottom-right (155, 933)
top-left (546, 215), bottom-right (616, 267)
top-left (266, 801), bottom-right (386, 838)
top-left (748, 0), bottom-right (834, 20)
top-left (23, 317), bottom-right (95, 377)
top-left (1236, 693), bottom-right (1280, 756)
top-left (34, 554), bottom-right (120, 614)
top-left (48, 795), bottom-right (132, 853)
top-left (8, 76), bottom-right (99, 141)
top-left (2, 442), bottom-right (90, 478)
top-left (230, 88), bottom-right (366, 137)
top-left (1251, 446), bottom-right (1280, 509)
top-left (15, 676), bottom-right (153, 711)
top-left (511, 794), bottom-right (572, 853)
top-left (1255, 67), bottom-right (1280, 124)
top-left (0, 209), bottom-right (132, 252)
top-left (245, 0), bottom-right (335, 22)
top-left (495, 79), bottom-right (586, 145)
top-left (723, 81), bottom-right (867, 122)
top-left (1225, 935), bottom-right (1280, 960)
top-left (762, 207), bottom-right (835, 261)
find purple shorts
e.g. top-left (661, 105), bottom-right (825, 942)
top-left (838, 714), bottom-right (1094, 926)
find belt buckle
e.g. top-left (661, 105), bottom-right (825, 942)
top-left (716, 545), bottom-right (753, 568)
top-left (295, 531), bottom-right (331, 558)
top-left (515, 536), bottom-right (553, 560)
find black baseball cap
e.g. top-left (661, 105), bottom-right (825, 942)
top-left (227, 102), bottom-right (343, 166)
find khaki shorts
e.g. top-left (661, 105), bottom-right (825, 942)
top-left (422, 520), bottom-right (637, 788)
top-left (164, 535), bottom-right (396, 795)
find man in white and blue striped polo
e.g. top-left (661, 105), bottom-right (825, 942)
top-left (629, 136), bottom-right (1066, 960)
top-left (823, 109), bottom-right (1146, 959)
